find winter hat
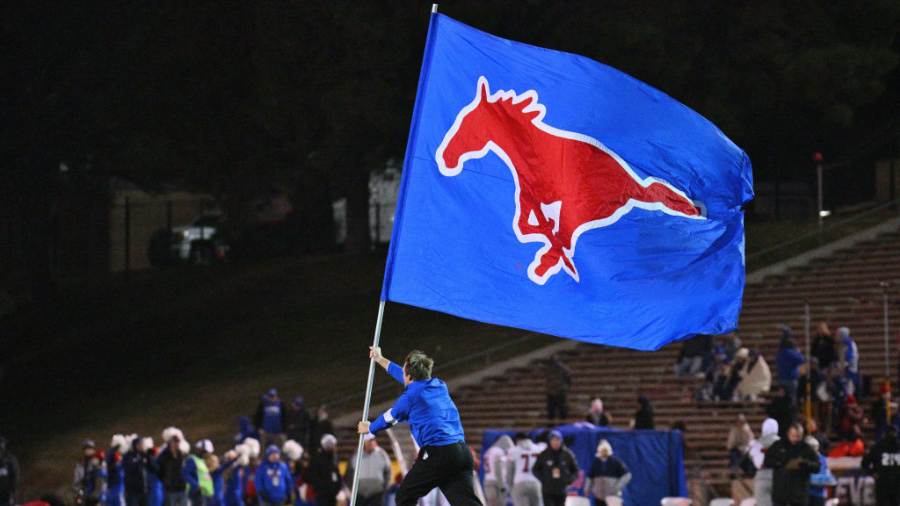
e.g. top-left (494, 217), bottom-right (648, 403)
top-left (293, 396), bottom-right (305, 407)
top-left (549, 430), bottom-right (563, 442)
top-left (266, 388), bottom-right (278, 397)
top-left (265, 444), bottom-right (281, 457)
top-left (282, 440), bottom-right (303, 461)
top-left (596, 439), bottom-right (613, 456)
top-left (320, 434), bottom-right (337, 450)
top-left (362, 433), bottom-right (376, 442)
top-left (838, 327), bottom-right (851, 339)
top-left (761, 418), bottom-right (779, 437)
top-left (196, 439), bottom-right (214, 455)
top-left (82, 439), bottom-right (96, 449)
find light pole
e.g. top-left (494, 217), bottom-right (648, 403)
top-left (813, 152), bottom-right (824, 237)
top-left (804, 301), bottom-right (812, 422)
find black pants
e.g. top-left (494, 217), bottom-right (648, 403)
top-left (542, 494), bottom-right (566, 506)
top-left (876, 482), bottom-right (900, 506)
top-left (126, 493), bottom-right (148, 506)
top-left (396, 442), bottom-right (481, 506)
top-left (547, 394), bottom-right (568, 419)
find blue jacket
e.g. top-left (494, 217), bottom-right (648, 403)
top-left (255, 461), bottom-right (292, 504)
top-left (147, 465), bottom-right (164, 506)
top-left (776, 348), bottom-right (805, 381)
top-left (107, 451), bottom-right (125, 492)
top-left (223, 466), bottom-right (244, 506)
top-left (210, 459), bottom-right (237, 506)
top-left (809, 454), bottom-right (834, 498)
top-left (369, 362), bottom-right (465, 447)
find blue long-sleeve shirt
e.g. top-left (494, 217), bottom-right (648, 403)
top-left (776, 348), bottom-right (805, 381)
top-left (368, 361), bottom-right (465, 447)
top-left (254, 461), bottom-right (292, 504)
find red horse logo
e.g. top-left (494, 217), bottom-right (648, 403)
top-left (436, 76), bottom-right (704, 285)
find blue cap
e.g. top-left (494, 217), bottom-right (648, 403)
top-left (267, 388), bottom-right (278, 397)
top-left (549, 430), bottom-right (563, 440)
top-left (265, 444), bottom-right (280, 456)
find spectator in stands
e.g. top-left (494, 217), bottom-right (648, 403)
top-left (0, 436), bottom-right (19, 506)
top-left (123, 436), bottom-right (150, 506)
top-left (831, 395), bottom-right (865, 457)
top-left (308, 435), bottom-right (341, 506)
top-left (837, 327), bottom-right (860, 395)
top-left (587, 440), bottom-right (631, 506)
top-left (803, 419), bottom-right (829, 457)
top-left (766, 385), bottom-right (795, 440)
top-left (804, 437), bottom-right (835, 506)
top-left (255, 446), bottom-right (292, 506)
top-left (764, 422), bottom-right (820, 506)
top-left (346, 434), bottom-right (391, 506)
top-left (727, 415), bottom-right (754, 473)
top-left (483, 435), bottom-right (512, 506)
top-left (708, 359), bottom-right (732, 401)
top-left (184, 439), bottom-right (215, 506)
top-left (722, 333), bottom-right (742, 363)
top-left (736, 348), bottom-right (772, 401)
top-left (310, 407), bottom-right (334, 454)
top-left (534, 430), bottom-right (579, 506)
top-left (749, 418), bottom-right (780, 506)
top-left (631, 396), bottom-right (654, 430)
top-left (811, 323), bottom-right (835, 372)
top-left (285, 397), bottom-right (312, 450)
top-left (585, 397), bottom-right (611, 426)
top-left (675, 335), bottom-right (712, 378)
top-left (862, 425), bottom-right (900, 506)
top-left (254, 389), bottom-right (287, 447)
top-left (775, 328), bottom-right (805, 407)
top-left (155, 432), bottom-right (189, 506)
top-left (545, 354), bottom-right (572, 420)
top-left (872, 381), bottom-right (893, 441)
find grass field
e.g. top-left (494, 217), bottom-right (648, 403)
top-left (3, 207), bottom-right (897, 498)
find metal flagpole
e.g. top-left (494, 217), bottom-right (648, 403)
top-left (349, 300), bottom-right (386, 506)
top-left (349, 6), bottom-right (439, 506)
top-left (804, 300), bottom-right (812, 421)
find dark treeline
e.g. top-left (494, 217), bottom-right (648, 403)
top-left (1, 0), bottom-right (898, 303)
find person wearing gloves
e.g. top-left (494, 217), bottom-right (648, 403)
top-left (357, 347), bottom-right (479, 506)
top-left (482, 435), bottom-right (512, 506)
top-left (764, 423), bottom-right (820, 506)
top-left (183, 440), bottom-right (215, 506)
top-left (533, 431), bottom-right (579, 506)
top-left (154, 430), bottom-right (190, 506)
top-left (345, 435), bottom-right (391, 506)
top-left (586, 440), bottom-right (630, 506)
top-left (749, 418), bottom-right (781, 506)
top-left (255, 446), bottom-right (292, 506)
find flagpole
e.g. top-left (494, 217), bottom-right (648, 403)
top-left (348, 6), bottom-right (439, 506)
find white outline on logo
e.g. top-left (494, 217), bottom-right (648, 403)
top-left (435, 76), bottom-right (705, 285)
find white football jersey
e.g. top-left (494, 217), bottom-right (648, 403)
top-left (508, 441), bottom-right (544, 484)
top-left (483, 446), bottom-right (507, 482)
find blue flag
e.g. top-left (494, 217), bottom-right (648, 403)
top-left (382, 13), bottom-right (754, 351)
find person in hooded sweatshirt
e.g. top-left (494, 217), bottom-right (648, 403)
top-left (862, 425), bottom-right (900, 506)
top-left (106, 436), bottom-right (128, 506)
top-left (482, 435), bottom-right (513, 506)
top-left (587, 439), bottom-right (630, 506)
top-left (764, 422), bottom-right (819, 506)
top-left (749, 418), bottom-right (781, 506)
top-left (184, 440), bottom-right (215, 506)
top-left (255, 446), bottom-right (292, 506)
top-left (123, 437), bottom-right (150, 506)
top-left (533, 430), bottom-right (578, 506)
top-left (775, 329), bottom-right (806, 408)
